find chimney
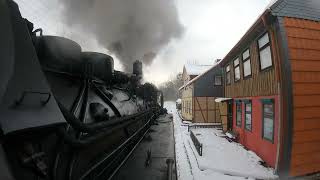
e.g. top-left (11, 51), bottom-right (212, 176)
top-left (133, 60), bottom-right (143, 78)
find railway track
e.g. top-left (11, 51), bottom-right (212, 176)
top-left (68, 109), bottom-right (162, 180)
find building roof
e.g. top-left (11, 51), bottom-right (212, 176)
top-left (221, 0), bottom-right (320, 66)
top-left (179, 61), bottom-right (221, 91)
top-left (184, 64), bottom-right (212, 76)
top-left (270, 0), bottom-right (320, 22)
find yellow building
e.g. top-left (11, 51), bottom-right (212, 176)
top-left (179, 63), bottom-right (224, 123)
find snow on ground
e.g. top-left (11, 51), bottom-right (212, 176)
top-left (191, 128), bottom-right (277, 179)
top-left (164, 101), bottom-right (278, 180)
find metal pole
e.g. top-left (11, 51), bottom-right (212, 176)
top-left (166, 158), bottom-right (174, 180)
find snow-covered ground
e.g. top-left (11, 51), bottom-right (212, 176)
top-left (164, 101), bottom-right (278, 180)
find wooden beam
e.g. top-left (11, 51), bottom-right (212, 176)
top-left (195, 97), bottom-right (206, 123)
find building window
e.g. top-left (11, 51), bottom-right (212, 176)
top-left (258, 33), bottom-right (273, 70)
top-left (187, 101), bottom-right (189, 114)
top-left (214, 75), bottom-right (222, 86)
top-left (182, 101), bottom-right (184, 112)
top-left (226, 65), bottom-right (231, 85)
top-left (262, 99), bottom-right (274, 142)
top-left (234, 58), bottom-right (240, 82)
top-left (187, 101), bottom-right (189, 113)
top-left (242, 49), bottom-right (251, 77)
top-left (245, 100), bottom-right (252, 131)
top-left (236, 101), bottom-right (242, 127)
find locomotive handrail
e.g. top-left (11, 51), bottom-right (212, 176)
top-left (14, 91), bottom-right (51, 107)
top-left (58, 101), bottom-right (156, 134)
top-left (56, 109), bottom-right (157, 148)
top-left (33, 28), bottom-right (43, 36)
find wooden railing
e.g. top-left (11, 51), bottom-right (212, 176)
top-left (190, 130), bottom-right (202, 156)
top-left (188, 123), bottom-right (222, 132)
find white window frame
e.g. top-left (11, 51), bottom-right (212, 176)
top-left (234, 58), bottom-right (240, 82)
top-left (226, 64), bottom-right (231, 85)
top-left (214, 75), bottom-right (222, 86)
top-left (242, 49), bottom-right (251, 78)
top-left (258, 33), bottom-right (273, 70)
top-left (262, 99), bottom-right (275, 143)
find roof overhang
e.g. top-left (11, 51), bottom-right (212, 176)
top-left (220, 10), bottom-right (273, 66)
top-left (215, 98), bottom-right (232, 103)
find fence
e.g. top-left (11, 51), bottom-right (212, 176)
top-left (190, 130), bottom-right (202, 156)
top-left (188, 123), bottom-right (222, 132)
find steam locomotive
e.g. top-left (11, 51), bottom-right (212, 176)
top-left (0, 1), bottom-right (164, 179)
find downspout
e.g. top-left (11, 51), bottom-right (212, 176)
top-left (273, 16), bottom-right (294, 178)
top-left (268, 17), bottom-right (282, 174)
top-left (192, 85), bottom-right (194, 122)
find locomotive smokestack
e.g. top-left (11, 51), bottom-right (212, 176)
top-left (133, 60), bottom-right (143, 78)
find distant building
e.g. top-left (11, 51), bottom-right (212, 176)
top-left (179, 63), bottom-right (223, 123)
top-left (219, 0), bottom-right (320, 177)
top-left (182, 64), bottom-right (212, 85)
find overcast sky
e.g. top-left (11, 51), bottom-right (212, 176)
top-left (16, 0), bottom-right (272, 85)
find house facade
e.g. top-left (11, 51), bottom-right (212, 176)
top-left (179, 64), bottom-right (211, 121)
top-left (179, 64), bottom-right (224, 123)
top-left (220, 0), bottom-right (320, 177)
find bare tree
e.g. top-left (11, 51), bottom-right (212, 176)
top-left (158, 73), bottom-right (183, 101)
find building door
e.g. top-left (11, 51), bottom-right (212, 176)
top-left (227, 100), bottom-right (233, 131)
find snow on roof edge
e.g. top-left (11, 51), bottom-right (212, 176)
top-left (184, 64), bottom-right (212, 76)
top-left (179, 61), bottom-right (221, 91)
top-left (215, 98), bottom-right (232, 102)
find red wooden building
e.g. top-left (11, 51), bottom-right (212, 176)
top-left (220, 0), bottom-right (320, 178)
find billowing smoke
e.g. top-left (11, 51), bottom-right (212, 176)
top-left (59, 0), bottom-right (184, 71)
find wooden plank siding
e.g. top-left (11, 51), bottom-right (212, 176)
top-left (224, 28), bottom-right (279, 98)
top-left (193, 97), bottom-right (221, 123)
top-left (283, 17), bottom-right (320, 176)
top-left (180, 84), bottom-right (193, 121)
top-left (217, 102), bottom-right (228, 131)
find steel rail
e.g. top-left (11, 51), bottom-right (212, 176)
top-left (79, 110), bottom-right (160, 180)
top-left (106, 118), bottom-right (152, 180)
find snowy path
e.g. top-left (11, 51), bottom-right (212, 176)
top-left (164, 101), bottom-right (278, 180)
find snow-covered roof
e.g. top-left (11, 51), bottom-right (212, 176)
top-left (266, 0), bottom-right (279, 10)
top-left (179, 61), bottom-right (220, 91)
top-left (184, 64), bottom-right (212, 76)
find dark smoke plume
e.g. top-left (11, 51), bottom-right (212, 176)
top-left (59, 0), bottom-right (184, 71)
